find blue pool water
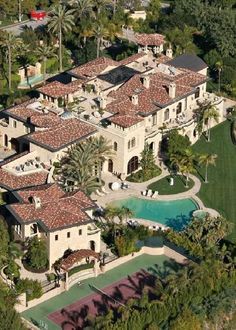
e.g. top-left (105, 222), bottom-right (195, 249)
top-left (113, 197), bottom-right (198, 231)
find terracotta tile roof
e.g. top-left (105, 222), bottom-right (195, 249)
top-left (135, 33), bottom-right (165, 46)
top-left (5, 106), bottom-right (61, 128)
top-left (118, 52), bottom-right (146, 66)
top-left (26, 118), bottom-right (97, 151)
top-left (37, 80), bottom-right (83, 98)
top-left (108, 113), bottom-right (143, 128)
top-left (60, 249), bottom-right (100, 271)
top-left (0, 168), bottom-right (48, 191)
top-left (69, 57), bottom-right (118, 78)
top-left (29, 114), bottom-right (62, 128)
top-left (107, 67), bottom-right (207, 118)
top-left (8, 183), bottom-right (96, 231)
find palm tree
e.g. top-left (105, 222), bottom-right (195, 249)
top-left (93, 0), bottom-right (112, 18)
top-left (77, 19), bottom-right (94, 47)
top-left (215, 61), bottom-right (223, 93)
top-left (72, 0), bottom-right (93, 18)
top-left (48, 4), bottom-right (75, 72)
top-left (60, 141), bottom-right (100, 194)
top-left (203, 103), bottom-right (220, 142)
top-left (90, 136), bottom-right (114, 184)
top-left (35, 44), bottom-right (58, 84)
top-left (198, 153), bottom-right (217, 183)
top-left (0, 32), bottom-right (22, 91)
top-left (92, 22), bottom-right (109, 58)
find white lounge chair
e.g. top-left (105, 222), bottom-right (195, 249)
top-left (96, 189), bottom-right (105, 196)
top-left (142, 190), bottom-right (147, 196)
top-left (152, 191), bottom-right (159, 198)
top-left (101, 186), bottom-right (108, 194)
top-left (147, 189), bottom-right (153, 197)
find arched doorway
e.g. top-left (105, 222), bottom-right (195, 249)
top-left (4, 134), bottom-right (8, 147)
top-left (11, 138), bottom-right (19, 152)
top-left (149, 142), bottom-right (154, 150)
top-left (127, 156), bottom-right (139, 174)
top-left (108, 159), bottom-right (113, 173)
top-left (90, 240), bottom-right (95, 251)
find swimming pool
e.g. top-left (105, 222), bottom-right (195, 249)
top-left (113, 197), bottom-right (198, 231)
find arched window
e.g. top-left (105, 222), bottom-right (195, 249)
top-left (127, 156), bottom-right (139, 174)
top-left (164, 109), bottom-right (169, 121)
top-left (195, 87), bottom-right (200, 99)
top-left (128, 140), bottom-right (131, 149)
top-left (113, 141), bottom-right (118, 151)
top-left (131, 137), bottom-right (136, 148)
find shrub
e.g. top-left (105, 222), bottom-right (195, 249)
top-left (126, 165), bottom-right (161, 182)
top-left (68, 262), bottom-right (94, 277)
top-left (46, 273), bottom-right (56, 283)
top-left (231, 120), bottom-right (236, 144)
top-left (15, 278), bottom-right (43, 301)
top-left (4, 260), bottom-right (20, 281)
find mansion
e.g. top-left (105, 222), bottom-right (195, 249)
top-left (0, 33), bottom-right (224, 265)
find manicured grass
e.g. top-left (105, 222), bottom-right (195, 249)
top-left (21, 254), bottom-right (175, 329)
top-left (148, 175), bottom-right (194, 195)
top-left (192, 121), bottom-right (236, 242)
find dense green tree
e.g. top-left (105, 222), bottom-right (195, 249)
top-left (166, 130), bottom-right (191, 159)
top-left (26, 236), bottom-right (48, 270)
top-left (140, 143), bottom-right (157, 179)
top-left (0, 217), bottom-right (10, 267)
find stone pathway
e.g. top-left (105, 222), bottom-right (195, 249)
top-left (16, 259), bottom-right (48, 282)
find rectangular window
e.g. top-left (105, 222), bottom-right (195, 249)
top-left (24, 126), bottom-right (30, 133)
top-left (152, 113), bottom-right (157, 126)
top-left (55, 234), bottom-right (58, 241)
top-left (79, 229), bottom-right (82, 235)
top-left (13, 120), bottom-right (17, 128)
top-left (67, 232), bottom-right (70, 238)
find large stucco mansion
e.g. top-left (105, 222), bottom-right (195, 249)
top-left (0, 33), bottom-right (224, 267)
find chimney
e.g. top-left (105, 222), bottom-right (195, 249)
top-left (169, 82), bottom-right (176, 99)
top-left (99, 96), bottom-right (106, 109)
top-left (32, 196), bottom-right (41, 209)
top-left (141, 75), bottom-right (150, 89)
top-left (131, 94), bottom-right (138, 105)
top-left (166, 47), bottom-right (173, 59)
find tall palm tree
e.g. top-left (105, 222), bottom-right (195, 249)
top-left (215, 61), bottom-right (223, 93)
top-left (92, 22), bottom-right (109, 58)
top-left (198, 153), bottom-right (217, 183)
top-left (203, 104), bottom-right (220, 142)
top-left (78, 19), bottom-right (94, 47)
top-left (0, 32), bottom-right (22, 91)
top-left (90, 136), bottom-right (114, 184)
top-left (48, 4), bottom-right (75, 72)
top-left (93, 0), bottom-right (111, 18)
top-left (60, 141), bottom-right (100, 194)
top-left (35, 44), bottom-right (58, 84)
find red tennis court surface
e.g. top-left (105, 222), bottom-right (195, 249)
top-left (48, 269), bottom-right (156, 329)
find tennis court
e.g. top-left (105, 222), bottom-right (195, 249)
top-left (22, 254), bottom-right (181, 330)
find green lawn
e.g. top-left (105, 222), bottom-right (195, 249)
top-left (22, 254), bottom-right (176, 330)
top-left (192, 120), bottom-right (236, 242)
top-left (148, 175), bottom-right (194, 195)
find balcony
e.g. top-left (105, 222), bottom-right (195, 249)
top-left (87, 225), bottom-right (100, 236)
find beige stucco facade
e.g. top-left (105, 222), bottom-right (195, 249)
top-left (11, 209), bottom-right (101, 270)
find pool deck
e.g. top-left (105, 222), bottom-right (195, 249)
top-left (93, 172), bottom-right (219, 218)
